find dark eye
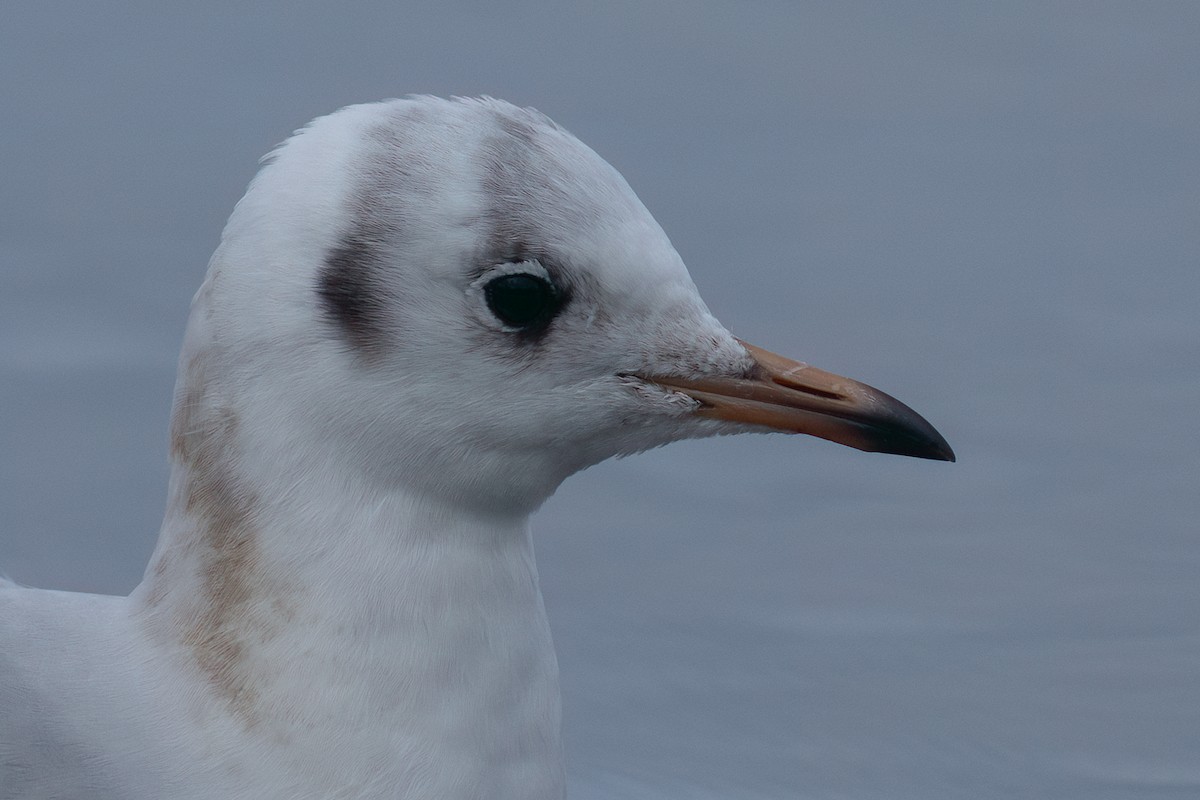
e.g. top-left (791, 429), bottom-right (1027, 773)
top-left (483, 273), bottom-right (560, 330)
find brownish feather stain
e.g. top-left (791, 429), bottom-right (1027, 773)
top-left (166, 354), bottom-right (274, 725)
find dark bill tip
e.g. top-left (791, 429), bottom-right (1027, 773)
top-left (848, 385), bottom-right (956, 462)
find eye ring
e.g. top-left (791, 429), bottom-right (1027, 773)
top-left (483, 272), bottom-right (561, 331)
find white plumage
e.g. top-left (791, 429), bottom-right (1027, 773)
top-left (0, 96), bottom-right (950, 799)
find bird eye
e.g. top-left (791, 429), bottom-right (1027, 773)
top-left (483, 273), bottom-right (560, 330)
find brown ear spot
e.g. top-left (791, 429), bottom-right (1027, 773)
top-left (317, 231), bottom-right (388, 358)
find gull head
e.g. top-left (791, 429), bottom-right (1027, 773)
top-left (179, 96), bottom-right (952, 518)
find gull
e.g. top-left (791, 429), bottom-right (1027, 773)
top-left (0, 96), bottom-right (953, 799)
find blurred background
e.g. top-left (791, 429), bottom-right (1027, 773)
top-left (2, 3), bottom-right (1197, 797)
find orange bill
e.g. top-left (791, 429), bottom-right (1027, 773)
top-left (642, 340), bottom-right (955, 462)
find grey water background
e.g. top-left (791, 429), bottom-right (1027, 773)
top-left (1, 3), bottom-right (1197, 797)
